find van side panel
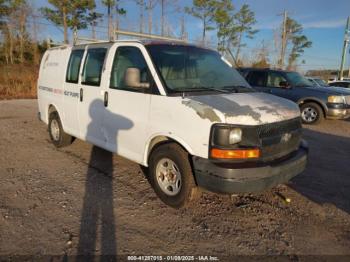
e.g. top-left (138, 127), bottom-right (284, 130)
top-left (37, 47), bottom-right (71, 126)
top-left (144, 95), bottom-right (220, 165)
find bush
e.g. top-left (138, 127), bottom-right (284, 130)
top-left (0, 64), bottom-right (38, 99)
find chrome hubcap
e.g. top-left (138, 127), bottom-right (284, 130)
top-left (155, 158), bottom-right (182, 196)
top-left (302, 107), bottom-right (318, 122)
top-left (50, 119), bottom-right (60, 141)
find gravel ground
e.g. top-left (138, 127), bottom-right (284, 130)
top-left (0, 99), bottom-right (349, 260)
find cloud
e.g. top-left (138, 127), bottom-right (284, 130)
top-left (256, 17), bottom-right (348, 30)
top-left (255, 21), bottom-right (281, 30)
top-left (302, 18), bottom-right (347, 29)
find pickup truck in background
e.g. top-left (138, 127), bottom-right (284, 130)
top-left (239, 68), bottom-right (350, 124)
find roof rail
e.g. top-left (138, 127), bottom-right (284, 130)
top-left (114, 29), bottom-right (186, 43)
top-left (74, 36), bottom-right (110, 45)
top-left (72, 28), bottom-right (186, 45)
top-left (46, 38), bottom-right (69, 49)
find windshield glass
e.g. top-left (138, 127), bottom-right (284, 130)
top-left (285, 72), bottom-right (314, 87)
top-left (146, 44), bottom-right (252, 93)
top-left (314, 78), bottom-right (328, 86)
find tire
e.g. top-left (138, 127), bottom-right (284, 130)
top-left (148, 143), bottom-right (200, 208)
top-left (48, 111), bottom-right (73, 148)
top-left (300, 102), bottom-right (324, 125)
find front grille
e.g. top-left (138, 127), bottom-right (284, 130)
top-left (258, 117), bottom-right (302, 161)
top-left (257, 117), bottom-right (302, 138)
top-left (261, 132), bottom-right (301, 161)
top-left (345, 96), bottom-right (350, 105)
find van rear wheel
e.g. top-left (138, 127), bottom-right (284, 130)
top-left (148, 143), bottom-right (200, 208)
top-left (48, 111), bottom-right (73, 148)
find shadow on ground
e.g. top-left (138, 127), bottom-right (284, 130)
top-left (77, 99), bottom-right (133, 260)
top-left (77, 146), bottom-right (117, 261)
top-left (290, 128), bottom-right (350, 214)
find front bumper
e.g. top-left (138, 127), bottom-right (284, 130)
top-left (326, 103), bottom-right (350, 119)
top-left (192, 140), bottom-right (308, 194)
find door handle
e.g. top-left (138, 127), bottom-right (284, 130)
top-left (104, 91), bottom-right (108, 107)
top-left (80, 88), bottom-right (83, 102)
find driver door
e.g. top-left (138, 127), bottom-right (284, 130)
top-left (266, 72), bottom-right (293, 100)
top-left (246, 71), bottom-right (269, 92)
top-left (103, 44), bottom-right (153, 163)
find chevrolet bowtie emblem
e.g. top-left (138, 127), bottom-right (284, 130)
top-left (281, 133), bottom-right (292, 143)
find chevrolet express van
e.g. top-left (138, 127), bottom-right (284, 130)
top-left (37, 40), bottom-right (308, 208)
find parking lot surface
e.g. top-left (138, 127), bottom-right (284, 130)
top-left (0, 99), bottom-right (349, 258)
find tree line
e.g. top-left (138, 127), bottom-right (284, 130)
top-left (0, 0), bottom-right (312, 70)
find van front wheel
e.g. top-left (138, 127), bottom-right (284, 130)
top-left (48, 112), bottom-right (73, 148)
top-left (148, 143), bottom-right (200, 208)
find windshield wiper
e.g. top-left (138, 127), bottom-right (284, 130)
top-left (295, 84), bottom-right (312, 87)
top-left (221, 85), bottom-right (254, 93)
top-left (173, 86), bottom-right (229, 93)
top-left (194, 86), bottom-right (229, 93)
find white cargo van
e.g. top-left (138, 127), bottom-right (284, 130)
top-left (37, 40), bottom-right (308, 207)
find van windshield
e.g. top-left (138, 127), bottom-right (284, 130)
top-left (146, 44), bottom-right (252, 93)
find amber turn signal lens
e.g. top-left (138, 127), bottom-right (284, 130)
top-left (211, 148), bottom-right (260, 159)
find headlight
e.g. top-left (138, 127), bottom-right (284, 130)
top-left (328, 96), bottom-right (345, 103)
top-left (212, 126), bottom-right (242, 146)
top-left (229, 128), bottom-right (242, 144)
top-left (210, 125), bottom-right (260, 159)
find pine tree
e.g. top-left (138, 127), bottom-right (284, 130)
top-left (285, 18), bottom-right (312, 70)
top-left (213, 0), bottom-right (234, 52)
top-left (185, 0), bottom-right (217, 43)
top-left (231, 4), bottom-right (258, 61)
top-left (40, 0), bottom-right (96, 44)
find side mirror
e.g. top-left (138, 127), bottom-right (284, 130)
top-left (279, 81), bottom-right (291, 89)
top-left (125, 67), bottom-right (150, 89)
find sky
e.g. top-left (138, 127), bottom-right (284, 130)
top-left (33, 0), bottom-right (350, 72)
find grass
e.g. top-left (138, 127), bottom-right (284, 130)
top-left (0, 64), bottom-right (38, 99)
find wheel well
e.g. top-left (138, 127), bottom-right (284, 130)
top-left (299, 99), bottom-right (326, 117)
top-left (48, 104), bottom-right (57, 116)
top-left (146, 136), bottom-right (190, 165)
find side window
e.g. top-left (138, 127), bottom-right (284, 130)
top-left (331, 82), bottom-right (343, 87)
top-left (267, 72), bottom-right (288, 88)
top-left (82, 48), bottom-right (107, 86)
top-left (247, 71), bottom-right (267, 87)
top-left (66, 49), bottom-right (84, 83)
top-left (239, 70), bottom-right (249, 78)
top-left (110, 46), bottom-right (152, 92)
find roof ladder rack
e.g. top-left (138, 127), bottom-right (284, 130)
top-left (114, 29), bottom-right (186, 43)
top-left (72, 28), bottom-right (186, 45)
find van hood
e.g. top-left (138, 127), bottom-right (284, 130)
top-left (182, 92), bottom-right (300, 125)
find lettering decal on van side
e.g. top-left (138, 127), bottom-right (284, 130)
top-left (64, 90), bottom-right (79, 98)
top-left (39, 86), bottom-right (79, 98)
top-left (46, 62), bottom-right (59, 67)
